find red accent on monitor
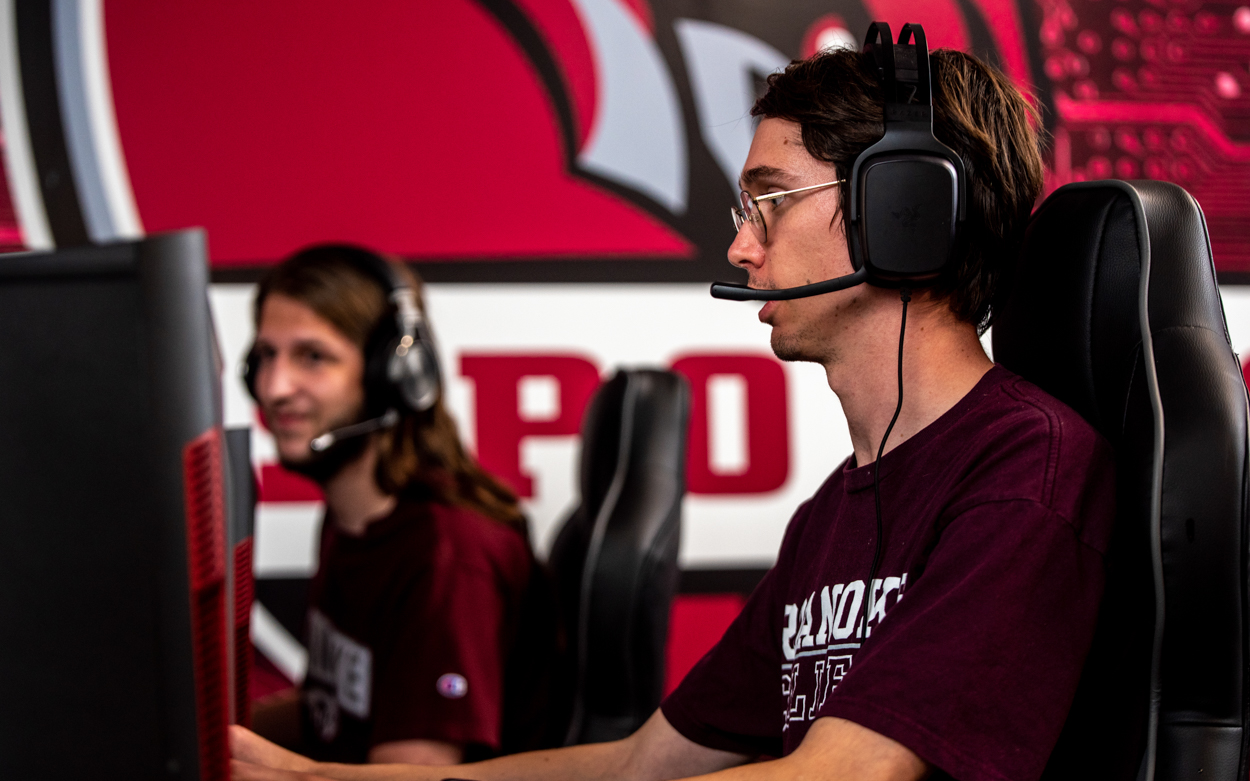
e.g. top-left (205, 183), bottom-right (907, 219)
top-left (233, 537), bottom-right (255, 727)
top-left (183, 428), bottom-right (229, 781)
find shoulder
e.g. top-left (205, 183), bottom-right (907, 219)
top-left (947, 367), bottom-right (1115, 544)
top-left (422, 500), bottom-right (533, 583)
top-left (977, 369), bottom-right (1111, 477)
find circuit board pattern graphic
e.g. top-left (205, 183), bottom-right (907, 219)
top-left (1038, 0), bottom-right (1250, 270)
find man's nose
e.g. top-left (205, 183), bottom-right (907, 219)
top-left (257, 355), bottom-right (297, 402)
top-left (728, 223), bottom-right (764, 270)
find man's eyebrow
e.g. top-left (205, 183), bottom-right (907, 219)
top-left (289, 337), bottom-right (338, 352)
top-left (254, 335), bottom-right (335, 351)
top-left (740, 165), bottom-right (792, 189)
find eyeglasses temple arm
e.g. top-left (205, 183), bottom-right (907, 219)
top-left (753, 179), bottom-right (847, 203)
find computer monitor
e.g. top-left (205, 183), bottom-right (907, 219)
top-left (0, 230), bottom-right (231, 780)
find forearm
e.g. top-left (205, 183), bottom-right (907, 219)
top-left (231, 713), bottom-right (922, 781)
top-left (675, 757), bottom-right (920, 781)
top-left (309, 710), bottom-right (745, 781)
top-left (676, 718), bottom-right (926, 781)
top-left (231, 711), bottom-right (747, 781)
top-left (368, 739), bottom-right (463, 766)
top-left (312, 739), bottom-right (634, 781)
top-left (229, 727), bottom-right (632, 781)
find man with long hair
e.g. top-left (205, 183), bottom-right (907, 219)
top-left (233, 44), bottom-right (1116, 781)
top-left (247, 245), bottom-right (555, 766)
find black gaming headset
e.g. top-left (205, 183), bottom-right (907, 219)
top-left (244, 245), bottom-right (442, 420)
top-left (710, 22), bottom-right (967, 301)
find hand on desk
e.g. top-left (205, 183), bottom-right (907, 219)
top-left (232, 759), bottom-right (334, 781)
top-left (231, 726), bottom-right (321, 777)
top-left (231, 727), bottom-right (441, 781)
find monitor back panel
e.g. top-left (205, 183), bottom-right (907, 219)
top-left (0, 234), bottom-right (217, 780)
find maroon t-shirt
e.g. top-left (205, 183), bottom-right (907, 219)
top-left (300, 497), bottom-right (535, 762)
top-left (661, 365), bottom-right (1116, 781)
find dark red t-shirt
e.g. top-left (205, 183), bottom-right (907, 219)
top-left (300, 497), bottom-right (536, 762)
top-left (661, 365), bottom-right (1117, 781)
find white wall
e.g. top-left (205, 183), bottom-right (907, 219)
top-left (211, 283), bottom-right (1250, 579)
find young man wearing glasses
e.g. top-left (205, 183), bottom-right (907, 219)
top-left (232, 45), bottom-right (1118, 781)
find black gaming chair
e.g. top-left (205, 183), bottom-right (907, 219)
top-left (993, 180), bottom-right (1249, 780)
top-left (547, 369), bottom-right (691, 745)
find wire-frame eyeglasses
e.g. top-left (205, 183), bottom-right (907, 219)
top-left (730, 179), bottom-right (845, 243)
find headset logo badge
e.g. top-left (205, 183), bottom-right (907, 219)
top-left (893, 205), bottom-right (922, 228)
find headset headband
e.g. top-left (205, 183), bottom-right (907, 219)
top-left (340, 248), bottom-right (427, 341)
top-left (862, 23), bottom-right (933, 126)
top-left (332, 246), bottom-right (412, 307)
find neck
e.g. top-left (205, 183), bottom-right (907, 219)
top-left (321, 438), bottom-right (397, 537)
top-left (827, 296), bottom-right (993, 467)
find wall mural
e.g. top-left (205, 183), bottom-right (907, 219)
top-left (2, 0), bottom-right (1249, 692)
top-left (84, 0), bottom-right (1250, 277)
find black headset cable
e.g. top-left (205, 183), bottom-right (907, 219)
top-left (862, 288), bottom-right (911, 644)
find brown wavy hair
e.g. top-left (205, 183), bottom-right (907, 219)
top-left (254, 245), bottom-right (526, 531)
top-left (752, 47), bottom-right (1046, 330)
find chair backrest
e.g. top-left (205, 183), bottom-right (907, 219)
top-left (547, 369), bottom-right (691, 745)
top-left (993, 180), bottom-right (1249, 780)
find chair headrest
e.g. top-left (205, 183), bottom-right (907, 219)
top-left (993, 180), bottom-right (1228, 444)
top-left (577, 369), bottom-right (689, 516)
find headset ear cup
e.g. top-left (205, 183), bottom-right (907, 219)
top-left (389, 340), bottom-right (441, 412)
top-left (363, 322), bottom-right (400, 416)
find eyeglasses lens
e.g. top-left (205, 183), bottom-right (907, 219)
top-left (733, 192), bottom-right (767, 241)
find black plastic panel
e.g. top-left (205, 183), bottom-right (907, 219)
top-left (860, 155), bottom-right (957, 278)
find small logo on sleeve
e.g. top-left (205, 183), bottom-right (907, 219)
top-left (436, 673), bottom-right (469, 699)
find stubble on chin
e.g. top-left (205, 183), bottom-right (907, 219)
top-left (770, 324), bottom-right (836, 365)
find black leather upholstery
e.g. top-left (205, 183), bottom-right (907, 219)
top-left (547, 369), bottom-right (691, 745)
top-left (993, 180), bottom-right (1249, 780)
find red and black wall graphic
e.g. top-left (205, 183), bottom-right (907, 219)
top-left (3, 0), bottom-right (1250, 699)
top-left (2, 0), bottom-right (1248, 275)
